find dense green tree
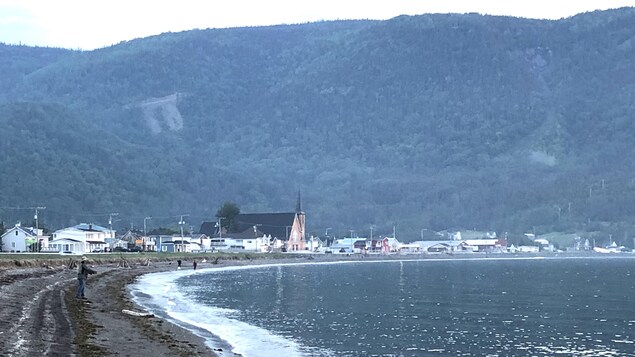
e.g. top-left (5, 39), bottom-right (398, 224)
top-left (1, 9), bottom-right (635, 244)
top-left (216, 202), bottom-right (241, 233)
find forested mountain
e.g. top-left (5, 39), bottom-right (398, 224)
top-left (1, 8), bottom-right (635, 245)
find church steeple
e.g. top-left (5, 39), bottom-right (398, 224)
top-left (295, 191), bottom-right (302, 213)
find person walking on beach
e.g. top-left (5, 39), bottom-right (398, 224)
top-left (76, 256), bottom-right (97, 299)
top-left (193, 260), bottom-right (197, 270)
top-left (177, 259), bottom-right (182, 270)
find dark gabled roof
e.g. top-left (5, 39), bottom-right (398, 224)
top-left (224, 227), bottom-right (265, 239)
top-left (235, 213), bottom-right (297, 240)
top-left (199, 212), bottom-right (298, 240)
top-left (199, 221), bottom-right (217, 236)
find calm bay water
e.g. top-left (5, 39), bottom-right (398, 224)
top-left (131, 257), bottom-right (635, 356)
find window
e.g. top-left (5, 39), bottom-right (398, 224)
top-left (15, 231), bottom-right (18, 236)
top-left (12, 242), bottom-right (16, 248)
top-left (162, 246), bottom-right (167, 252)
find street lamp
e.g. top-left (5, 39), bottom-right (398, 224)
top-left (179, 215), bottom-right (187, 238)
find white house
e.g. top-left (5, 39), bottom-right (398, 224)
top-left (159, 238), bottom-right (196, 253)
top-left (306, 236), bottom-right (324, 252)
top-left (517, 245), bottom-right (540, 253)
top-left (415, 240), bottom-right (464, 254)
top-left (209, 235), bottom-right (271, 252)
top-left (49, 223), bottom-right (114, 254)
top-left (331, 238), bottom-right (368, 254)
top-left (1, 223), bottom-right (47, 252)
top-left (534, 238), bottom-right (556, 252)
top-left (462, 239), bottom-right (507, 252)
top-left (398, 242), bottom-right (421, 254)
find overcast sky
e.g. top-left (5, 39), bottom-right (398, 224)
top-left (1, 0), bottom-right (634, 50)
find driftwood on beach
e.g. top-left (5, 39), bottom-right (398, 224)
top-left (122, 309), bottom-right (154, 317)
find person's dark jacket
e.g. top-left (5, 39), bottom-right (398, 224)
top-left (77, 261), bottom-right (97, 280)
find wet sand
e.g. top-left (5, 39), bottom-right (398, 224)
top-left (0, 254), bottom-right (335, 356)
top-left (0, 259), bottom-right (219, 356)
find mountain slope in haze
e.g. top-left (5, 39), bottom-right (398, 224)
top-left (1, 8), bottom-right (635, 245)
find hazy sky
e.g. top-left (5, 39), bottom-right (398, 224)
top-left (1, 0), bottom-right (634, 50)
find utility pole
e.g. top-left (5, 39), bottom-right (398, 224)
top-left (144, 216), bottom-right (152, 236)
top-left (108, 213), bottom-right (119, 239)
top-left (33, 206), bottom-right (46, 252)
top-left (350, 230), bottom-right (355, 252)
top-left (217, 217), bottom-right (226, 239)
top-left (179, 215), bottom-right (189, 238)
top-left (178, 215), bottom-right (189, 253)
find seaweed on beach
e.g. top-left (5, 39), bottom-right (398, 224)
top-left (64, 285), bottom-right (108, 357)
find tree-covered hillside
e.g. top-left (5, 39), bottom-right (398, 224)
top-left (1, 8), bottom-right (635, 246)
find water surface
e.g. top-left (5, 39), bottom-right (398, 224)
top-left (131, 257), bottom-right (635, 356)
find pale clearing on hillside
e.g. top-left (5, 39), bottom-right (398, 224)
top-left (138, 93), bottom-right (184, 134)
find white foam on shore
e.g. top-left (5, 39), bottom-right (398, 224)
top-left (130, 267), bottom-right (310, 357)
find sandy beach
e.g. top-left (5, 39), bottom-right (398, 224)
top-left (0, 254), bottom-right (313, 356)
top-left (0, 254), bottom-right (341, 356)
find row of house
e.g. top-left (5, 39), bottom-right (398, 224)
top-left (1, 194), bottom-right (308, 254)
top-left (0, 221), bottom-right (544, 255)
top-left (0, 222), bottom-right (114, 253)
top-left (326, 236), bottom-right (549, 255)
top-left (2, 194), bottom-right (561, 256)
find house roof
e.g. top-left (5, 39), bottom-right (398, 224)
top-left (198, 222), bottom-right (217, 236)
top-left (50, 238), bottom-right (82, 243)
top-left (163, 240), bottom-right (192, 245)
top-left (224, 227), bottom-right (266, 239)
top-left (236, 213), bottom-right (298, 239)
top-left (199, 213), bottom-right (298, 239)
top-left (463, 239), bottom-right (499, 246)
top-left (74, 223), bottom-right (109, 232)
top-left (417, 240), bottom-right (463, 248)
top-left (1, 225), bottom-right (37, 238)
top-left (333, 238), bottom-right (366, 246)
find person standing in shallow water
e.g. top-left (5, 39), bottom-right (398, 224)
top-left (76, 256), bottom-right (97, 299)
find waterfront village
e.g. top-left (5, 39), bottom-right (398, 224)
top-left (1, 202), bottom-right (631, 255)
